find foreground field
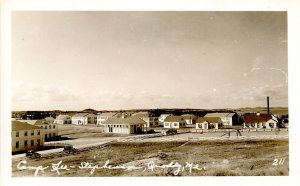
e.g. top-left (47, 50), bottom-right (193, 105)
top-left (12, 139), bottom-right (288, 177)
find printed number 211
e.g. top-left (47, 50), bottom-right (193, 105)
top-left (272, 158), bottom-right (285, 166)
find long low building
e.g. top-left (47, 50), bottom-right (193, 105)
top-left (102, 116), bottom-right (146, 134)
top-left (243, 113), bottom-right (278, 129)
top-left (12, 121), bottom-right (44, 153)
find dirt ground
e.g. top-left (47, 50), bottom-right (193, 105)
top-left (12, 139), bottom-right (288, 177)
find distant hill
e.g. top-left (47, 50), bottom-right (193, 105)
top-left (81, 108), bottom-right (98, 113)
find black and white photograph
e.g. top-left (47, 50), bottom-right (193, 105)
top-left (1, 0), bottom-right (300, 186)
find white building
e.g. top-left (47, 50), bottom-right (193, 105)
top-left (163, 116), bottom-right (186, 129)
top-left (71, 113), bottom-right (97, 125)
top-left (12, 121), bottom-right (44, 153)
top-left (102, 116), bottom-right (145, 134)
top-left (204, 112), bottom-right (238, 126)
top-left (195, 117), bottom-right (222, 130)
top-left (54, 114), bottom-right (71, 124)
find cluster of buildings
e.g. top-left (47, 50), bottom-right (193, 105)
top-left (12, 118), bottom-right (58, 154)
top-left (50, 111), bottom-right (279, 134)
top-left (12, 96), bottom-right (282, 153)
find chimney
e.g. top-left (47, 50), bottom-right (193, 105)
top-left (267, 96), bottom-right (270, 114)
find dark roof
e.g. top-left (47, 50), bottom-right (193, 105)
top-left (196, 117), bottom-right (222, 123)
top-left (103, 116), bottom-right (146, 125)
top-left (243, 113), bottom-right (272, 123)
top-left (164, 116), bottom-right (185, 122)
top-left (12, 121), bottom-right (41, 131)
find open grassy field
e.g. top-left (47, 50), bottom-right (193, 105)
top-left (12, 139), bottom-right (288, 177)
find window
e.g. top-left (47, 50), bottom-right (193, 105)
top-left (37, 130), bottom-right (40, 135)
top-left (45, 134), bottom-right (47, 139)
top-left (31, 130), bottom-right (34, 136)
top-left (49, 134), bottom-right (52, 138)
top-left (37, 139), bottom-right (40, 146)
top-left (53, 133), bottom-right (56, 137)
top-left (53, 125), bottom-right (55, 129)
top-left (49, 125), bottom-right (51, 129)
top-left (24, 131), bottom-right (28, 136)
top-left (45, 126), bottom-right (47, 129)
top-left (174, 123), bottom-right (178, 127)
top-left (24, 140), bottom-right (28, 147)
top-left (31, 140), bottom-right (34, 146)
top-left (16, 141), bottom-right (19, 148)
top-left (16, 132), bottom-right (19, 137)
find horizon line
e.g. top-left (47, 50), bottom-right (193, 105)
top-left (11, 106), bottom-right (289, 112)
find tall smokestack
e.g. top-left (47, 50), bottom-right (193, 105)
top-left (267, 96), bottom-right (270, 114)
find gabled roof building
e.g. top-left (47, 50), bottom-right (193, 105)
top-left (12, 121), bottom-right (44, 153)
top-left (195, 117), bottom-right (222, 130)
top-left (204, 112), bottom-right (238, 126)
top-left (163, 116), bottom-right (186, 129)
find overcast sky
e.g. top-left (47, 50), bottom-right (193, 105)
top-left (12, 11), bottom-right (288, 111)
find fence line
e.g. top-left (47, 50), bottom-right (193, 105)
top-left (117, 135), bottom-right (289, 143)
